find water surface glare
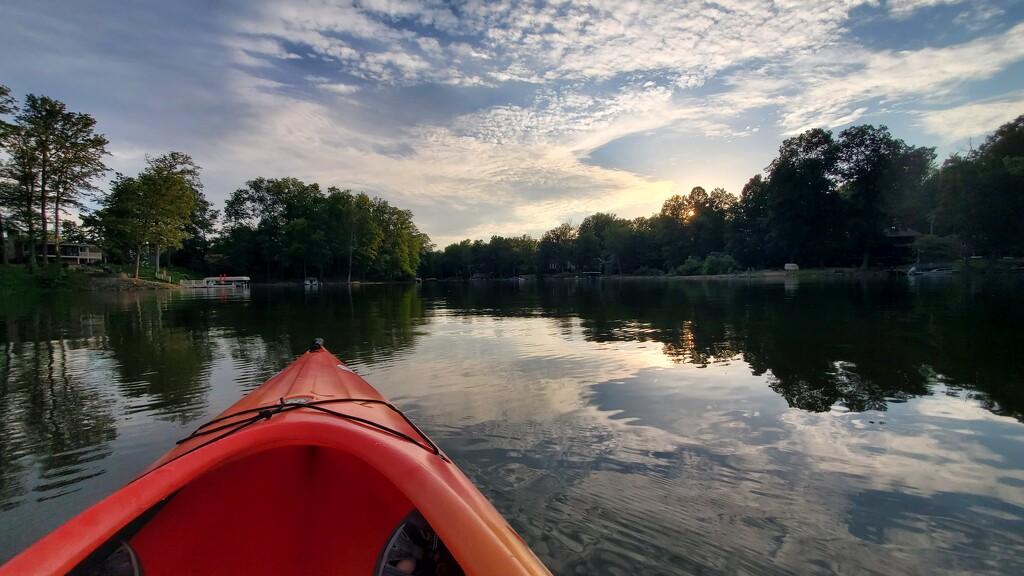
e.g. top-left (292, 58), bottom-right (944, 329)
top-left (1, 277), bottom-right (1022, 574)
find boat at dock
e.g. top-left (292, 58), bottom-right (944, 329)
top-left (180, 275), bottom-right (251, 288)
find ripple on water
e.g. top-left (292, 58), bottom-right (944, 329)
top-left (32, 448), bottom-right (111, 502)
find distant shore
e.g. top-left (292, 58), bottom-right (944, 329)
top-left (4, 260), bottom-right (1017, 295)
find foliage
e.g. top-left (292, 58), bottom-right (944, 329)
top-left (537, 223), bottom-right (576, 274)
top-left (928, 114), bottom-right (1024, 256)
top-left (834, 125), bottom-right (935, 267)
top-left (0, 90), bottom-right (108, 271)
top-left (574, 213), bottom-right (631, 274)
top-left (672, 256), bottom-right (703, 276)
top-left (668, 254), bottom-right (740, 276)
top-left (86, 156), bottom-right (198, 280)
top-left (220, 178), bottom-right (426, 281)
top-left (702, 253), bottom-right (741, 275)
top-left (911, 235), bottom-right (961, 263)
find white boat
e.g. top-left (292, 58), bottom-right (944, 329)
top-left (907, 266), bottom-right (955, 276)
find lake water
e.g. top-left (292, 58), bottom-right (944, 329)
top-left (1, 276), bottom-right (1022, 574)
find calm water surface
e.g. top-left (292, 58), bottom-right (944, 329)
top-left (1, 277), bottom-right (1022, 574)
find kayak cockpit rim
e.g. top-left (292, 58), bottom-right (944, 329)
top-left (157, 397), bottom-right (448, 476)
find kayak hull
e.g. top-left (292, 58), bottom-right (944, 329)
top-left (1, 346), bottom-right (550, 576)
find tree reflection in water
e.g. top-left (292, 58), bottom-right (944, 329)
top-left (0, 312), bottom-right (116, 511)
top-left (421, 276), bottom-right (1024, 421)
top-left (0, 277), bottom-right (1021, 572)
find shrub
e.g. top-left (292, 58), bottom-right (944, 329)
top-left (912, 235), bottom-right (960, 263)
top-left (671, 256), bottom-right (703, 276)
top-left (702, 253), bottom-right (741, 275)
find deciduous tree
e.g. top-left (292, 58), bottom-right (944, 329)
top-left (10, 95), bottom-right (108, 269)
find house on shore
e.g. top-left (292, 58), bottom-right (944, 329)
top-left (6, 241), bottom-right (104, 266)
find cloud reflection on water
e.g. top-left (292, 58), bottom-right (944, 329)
top-left (380, 296), bottom-right (1024, 575)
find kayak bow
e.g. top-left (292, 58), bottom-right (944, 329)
top-left (1, 339), bottom-right (550, 576)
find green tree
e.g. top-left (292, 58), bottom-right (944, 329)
top-left (764, 128), bottom-right (844, 266)
top-left (835, 125), bottom-right (933, 268)
top-left (929, 115), bottom-right (1024, 258)
top-left (691, 187), bottom-right (736, 258)
top-left (443, 239), bottom-right (474, 278)
top-left (145, 152), bottom-right (213, 272)
top-left (8, 95), bottom-right (108, 269)
top-left (0, 86), bottom-right (12, 113)
top-left (963, 114), bottom-right (1024, 256)
top-left (370, 199), bottom-right (424, 280)
top-left (59, 220), bottom-right (94, 244)
top-left (0, 132), bottom-right (39, 267)
top-left (728, 175), bottom-right (772, 267)
top-left (655, 190), bottom-right (696, 269)
top-left (627, 216), bottom-right (663, 272)
top-left (538, 222), bottom-right (576, 274)
top-left (324, 189), bottom-right (381, 282)
top-left (224, 177), bottom-right (322, 280)
top-left (0, 86), bottom-right (17, 265)
top-left (89, 165), bottom-right (198, 280)
top-left (578, 212), bottom-right (631, 274)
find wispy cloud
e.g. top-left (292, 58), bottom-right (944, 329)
top-left (727, 22), bottom-right (1024, 135)
top-left (887, 0), bottom-right (964, 19)
top-left (915, 96), bottom-right (1024, 143)
top-left (210, 0), bottom-right (1024, 243)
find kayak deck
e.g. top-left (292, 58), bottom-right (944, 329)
top-left (1, 343), bottom-right (550, 576)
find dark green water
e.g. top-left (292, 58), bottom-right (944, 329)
top-left (1, 276), bottom-right (1022, 574)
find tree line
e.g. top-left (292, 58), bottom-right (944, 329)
top-left (0, 85), bottom-right (430, 282)
top-left (2, 83), bottom-right (1021, 282)
top-left (423, 117), bottom-right (1024, 279)
top-left (219, 177), bottom-right (430, 281)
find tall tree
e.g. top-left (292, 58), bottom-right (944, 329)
top-left (835, 125), bottom-right (931, 268)
top-left (0, 85), bottom-right (16, 265)
top-left (728, 175), bottom-right (772, 267)
top-left (324, 189), bottom-right (381, 282)
top-left (691, 187), bottom-right (736, 258)
top-left (3, 94), bottom-right (108, 269)
top-left (656, 191), bottom-right (696, 269)
top-left (578, 212), bottom-right (630, 274)
top-left (224, 177), bottom-right (322, 280)
top-left (764, 128), bottom-right (843, 265)
top-left (50, 110), bottom-right (109, 263)
top-left (370, 199), bottom-right (424, 281)
top-left (538, 222), bottom-right (576, 274)
top-left (143, 152), bottom-right (205, 273)
top-left (12, 96), bottom-right (109, 268)
top-left (954, 114), bottom-right (1024, 256)
top-left (89, 166), bottom-right (197, 280)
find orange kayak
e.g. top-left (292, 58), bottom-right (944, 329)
top-left (1, 339), bottom-right (551, 576)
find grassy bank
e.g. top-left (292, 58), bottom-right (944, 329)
top-left (0, 263), bottom-right (198, 293)
top-left (0, 264), bottom-right (93, 292)
top-left (110, 263), bottom-right (203, 284)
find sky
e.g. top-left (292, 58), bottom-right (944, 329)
top-left (2, 0), bottom-right (1023, 248)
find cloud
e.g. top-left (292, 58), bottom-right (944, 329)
top-left (726, 22), bottom-right (1024, 134)
top-left (232, 0), bottom-right (858, 89)
top-left (887, 0), bottom-right (964, 19)
top-left (208, 69), bottom-right (674, 246)
top-left (210, 1), bottom-right (1024, 245)
top-left (915, 97), bottom-right (1024, 143)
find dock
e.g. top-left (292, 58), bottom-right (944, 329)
top-left (180, 276), bottom-right (251, 289)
